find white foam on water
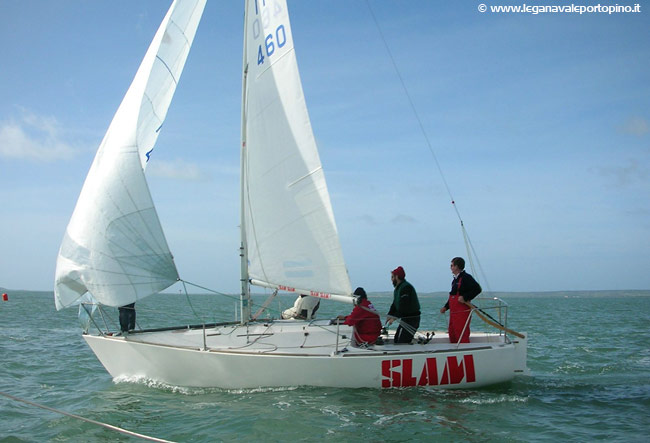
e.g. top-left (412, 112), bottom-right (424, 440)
top-left (112, 374), bottom-right (302, 395)
top-left (374, 410), bottom-right (427, 425)
top-left (458, 394), bottom-right (528, 405)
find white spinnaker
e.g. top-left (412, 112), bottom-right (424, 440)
top-left (242, 0), bottom-right (352, 299)
top-left (54, 0), bottom-right (206, 310)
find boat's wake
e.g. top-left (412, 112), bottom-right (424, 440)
top-left (112, 374), bottom-right (300, 395)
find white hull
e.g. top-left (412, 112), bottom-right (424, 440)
top-left (84, 320), bottom-right (527, 389)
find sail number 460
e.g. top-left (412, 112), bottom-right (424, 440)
top-left (258, 25), bottom-right (286, 65)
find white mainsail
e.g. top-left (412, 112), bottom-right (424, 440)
top-left (54, 0), bottom-right (206, 310)
top-left (242, 0), bottom-right (352, 300)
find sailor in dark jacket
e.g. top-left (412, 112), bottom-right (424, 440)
top-left (387, 266), bottom-right (420, 344)
top-left (440, 257), bottom-right (482, 343)
top-left (119, 302), bottom-right (136, 333)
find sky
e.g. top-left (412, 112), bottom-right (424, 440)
top-left (1, 0), bottom-right (649, 295)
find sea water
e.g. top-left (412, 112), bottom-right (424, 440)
top-left (1, 290), bottom-right (648, 442)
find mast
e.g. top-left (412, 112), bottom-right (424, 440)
top-left (239, 0), bottom-right (252, 324)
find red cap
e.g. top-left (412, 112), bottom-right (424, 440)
top-left (391, 266), bottom-right (405, 280)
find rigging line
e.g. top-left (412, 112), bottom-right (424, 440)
top-left (92, 303), bottom-right (173, 321)
top-left (252, 290), bottom-right (278, 320)
top-left (461, 225), bottom-right (477, 277)
top-left (365, 0), bottom-right (488, 284)
top-left (364, 0), bottom-right (456, 208)
top-left (180, 279), bottom-right (264, 322)
top-left (180, 279), bottom-right (281, 317)
top-left (240, 144), bottom-right (270, 286)
top-left (0, 391), bottom-right (174, 443)
top-left (181, 279), bottom-right (238, 300)
top-left (180, 280), bottom-right (288, 319)
top-left (386, 317), bottom-right (425, 338)
top-left (463, 225), bottom-right (491, 292)
top-left (181, 280), bottom-right (205, 323)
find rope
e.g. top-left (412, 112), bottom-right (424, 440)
top-left (0, 391), bottom-right (174, 442)
top-left (365, 1), bottom-right (492, 287)
top-left (472, 303), bottom-right (504, 326)
top-left (385, 315), bottom-right (427, 340)
top-left (464, 302), bottom-right (525, 339)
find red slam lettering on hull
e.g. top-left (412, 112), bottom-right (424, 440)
top-left (381, 355), bottom-right (476, 388)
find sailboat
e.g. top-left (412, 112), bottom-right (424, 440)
top-left (54, 0), bottom-right (528, 389)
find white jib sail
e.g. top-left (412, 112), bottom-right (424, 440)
top-left (242, 0), bottom-right (352, 300)
top-left (54, 0), bottom-right (206, 310)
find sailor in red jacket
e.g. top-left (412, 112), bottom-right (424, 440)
top-left (337, 287), bottom-right (382, 347)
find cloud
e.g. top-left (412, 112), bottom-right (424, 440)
top-left (390, 214), bottom-right (418, 224)
top-left (597, 158), bottom-right (648, 186)
top-left (147, 159), bottom-right (207, 181)
top-left (618, 117), bottom-right (649, 137)
top-left (0, 112), bottom-right (77, 161)
top-left (356, 214), bottom-right (378, 225)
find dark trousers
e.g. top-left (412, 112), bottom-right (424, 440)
top-left (394, 315), bottom-right (420, 344)
top-left (118, 303), bottom-right (136, 332)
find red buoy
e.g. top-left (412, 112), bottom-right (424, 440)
top-left (2, 293), bottom-right (7, 301)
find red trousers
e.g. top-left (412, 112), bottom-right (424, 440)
top-left (448, 295), bottom-right (471, 343)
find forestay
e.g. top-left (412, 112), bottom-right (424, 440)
top-left (242, 0), bottom-right (352, 300)
top-left (54, 0), bottom-right (206, 310)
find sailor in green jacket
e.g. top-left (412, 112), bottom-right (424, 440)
top-left (387, 266), bottom-right (421, 343)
